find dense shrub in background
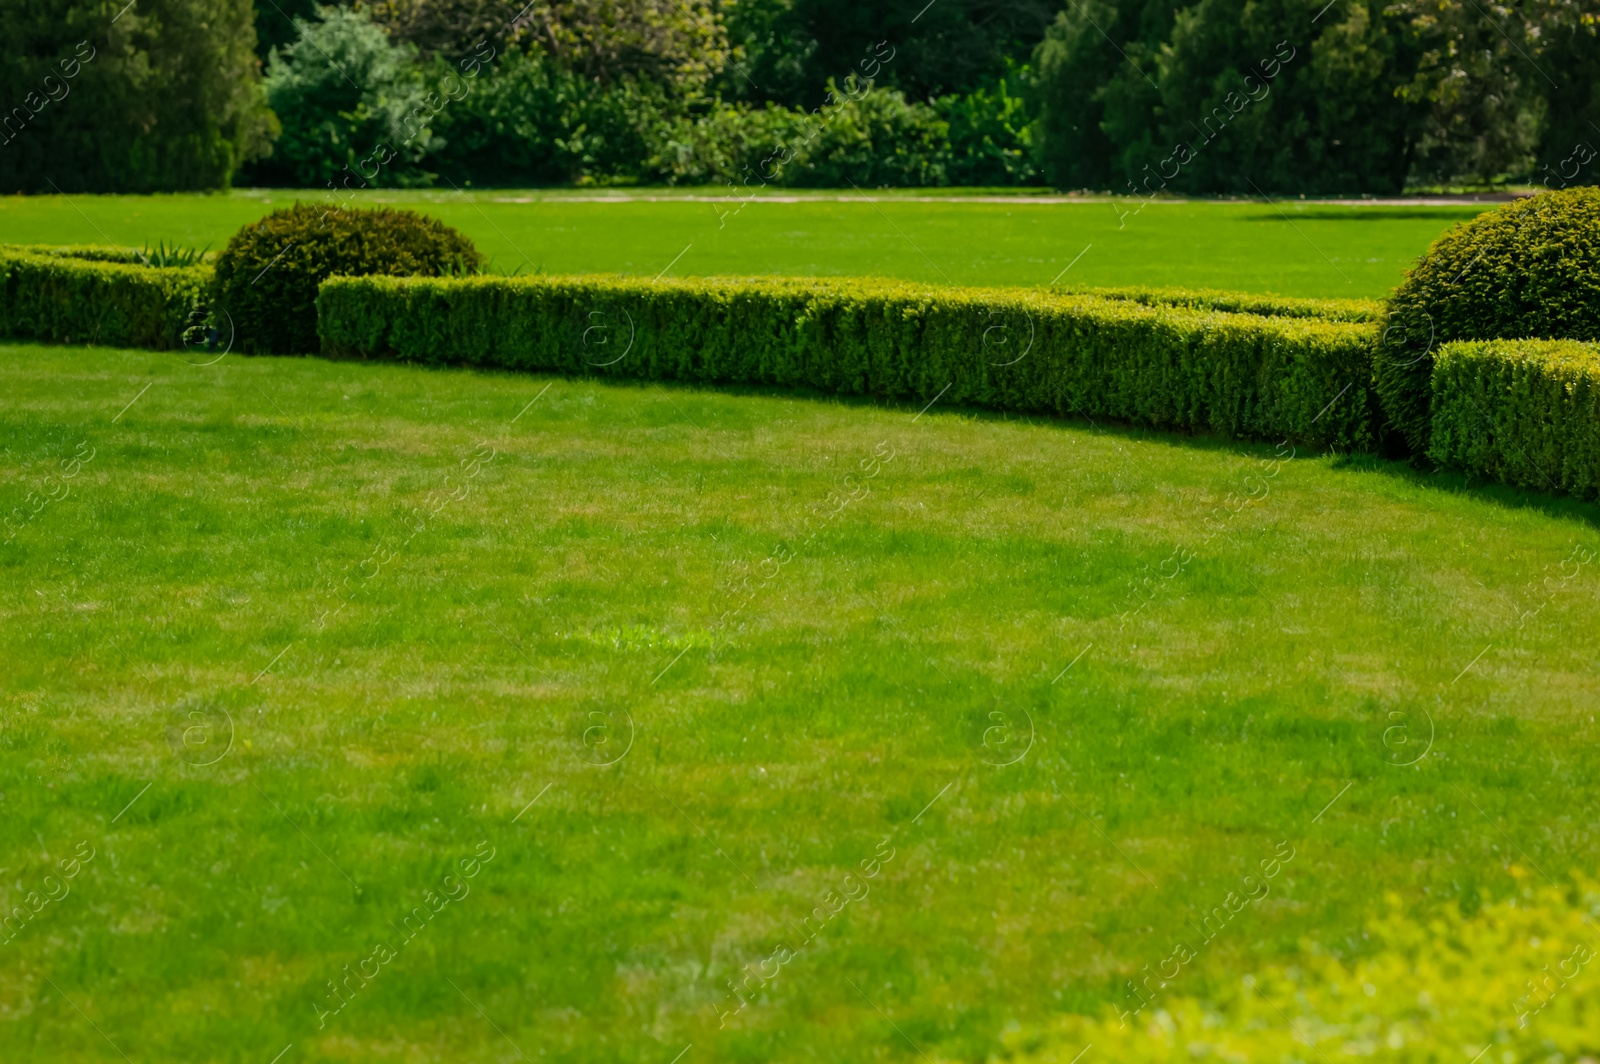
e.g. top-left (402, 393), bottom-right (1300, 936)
top-left (1034, 0), bottom-right (1419, 195)
top-left (0, 0), bottom-right (273, 193)
top-left (318, 272), bottom-right (1380, 451)
top-left (935, 70), bottom-right (1040, 186)
top-left (429, 50), bottom-right (667, 187)
top-left (717, 0), bottom-right (1055, 109)
top-left (646, 78), bottom-right (1034, 189)
top-left (213, 204), bottom-right (481, 355)
top-left (1375, 188), bottom-right (1600, 451)
top-left (1031, 0), bottom-right (1180, 193)
top-left (751, 83), bottom-right (952, 189)
top-left (430, 57), bottom-right (1029, 188)
top-left (238, 0), bottom-right (1587, 192)
top-left (1431, 339), bottom-right (1600, 497)
top-left (251, 6), bottom-right (438, 188)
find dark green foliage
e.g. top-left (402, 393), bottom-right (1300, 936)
top-left (317, 273), bottom-right (1380, 450)
top-left (1375, 189), bottom-right (1600, 452)
top-left (1034, 0), bottom-right (1420, 195)
top-left (363, 0), bottom-right (730, 89)
top-left (720, 0), bottom-right (1055, 109)
top-left (656, 77), bottom-right (1035, 188)
top-left (1390, 0), bottom-right (1562, 187)
top-left (1032, 0), bottom-right (1178, 191)
top-left (213, 204), bottom-right (483, 355)
top-left (429, 50), bottom-right (666, 186)
top-left (253, 0), bottom-right (326, 59)
top-left (1537, 15), bottom-right (1600, 186)
top-left (748, 83), bottom-right (953, 189)
top-left (1430, 339), bottom-right (1600, 498)
top-left (0, 0), bottom-right (273, 193)
top-left (0, 247), bottom-right (208, 348)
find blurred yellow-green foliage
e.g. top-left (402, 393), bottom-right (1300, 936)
top-left (997, 872), bottom-right (1600, 1064)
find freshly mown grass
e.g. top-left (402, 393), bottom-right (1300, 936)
top-left (0, 189), bottom-right (1493, 298)
top-left (3, 342), bottom-right (1599, 1063)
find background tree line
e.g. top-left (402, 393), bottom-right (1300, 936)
top-left (1, 0), bottom-right (1595, 194)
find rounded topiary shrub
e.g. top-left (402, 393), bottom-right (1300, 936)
top-left (213, 204), bottom-right (482, 355)
top-left (1375, 188), bottom-right (1600, 452)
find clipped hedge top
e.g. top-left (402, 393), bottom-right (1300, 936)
top-left (324, 269), bottom-right (1382, 336)
top-left (1062, 283), bottom-right (1382, 322)
top-left (1389, 187), bottom-right (1600, 344)
top-left (0, 244), bottom-right (211, 282)
top-left (338, 268), bottom-right (1379, 328)
top-left (0, 243), bottom-right (215, 267)
top-left (3, 244), bottom-right (151, 265)
top-left (1434, 336), bottom-right (1600, 373)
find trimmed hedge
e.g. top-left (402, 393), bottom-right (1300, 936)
top-left (1378, 189), bottom-right (1600, 452)
top-left (0, 247), bottom-right (209, 350)
top-left (318, 273), bottom-right (1382, 450)
top-left (1430, 339), bottom-right (1600, 497)
top-left (213, 205), bottom-right (483, 356)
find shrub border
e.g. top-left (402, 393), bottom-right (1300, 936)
top-left (0, 246), bottom-right (209, 350)
top-left (1430, 338), bottom-right (1600, 498)
top-left (317, 272), bottom-right (1382, 451)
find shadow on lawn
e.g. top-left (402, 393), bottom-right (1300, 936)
top-left (1324, 452), bottom-right (1600, 532)
top-left (642, 373), bottom-right (1600, 534)
top-left (272, 353), bottom-right (1600, 536)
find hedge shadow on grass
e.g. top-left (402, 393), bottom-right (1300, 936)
top-left (1326, 452), bottom-right (1600, 535)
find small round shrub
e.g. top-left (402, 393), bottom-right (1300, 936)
top-left (1375, 188), bottom-right (1600, 452)
top-left (213, 204), bottom-right (482, 355)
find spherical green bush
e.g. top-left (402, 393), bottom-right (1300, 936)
top-left (213, 203), bottom-right (482, 355)
top-left (1375, 188), bottom-right (1600, 453)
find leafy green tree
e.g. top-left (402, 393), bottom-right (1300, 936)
top-left (1384, 0), bottom-right (1597, 188)
top-left (0, 0), bottom-right (273, 192)
top-left (1035, 0), bottom-right (1421, 194)
top-left (1536, 4), bottom-right (1600, 186)
top-left (1388, 0), bottom-right (1547, 186)
top-left (251, 5), bottom-right (438, 187)
top-left (1032, 0), bottom-right (1178, 190)
top-left (358, 0), bottom-right (730, 92)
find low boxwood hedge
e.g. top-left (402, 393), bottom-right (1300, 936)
top-left (318, 273), bottom-right (1382, 451)
top-left (0, 246), bottom-right (209, 350)
top-left (1430, 338), bottom-right (1600, 497)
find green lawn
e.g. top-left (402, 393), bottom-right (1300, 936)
top-left (0, 189), bottom-right (1492, 299)
top-left (4, 341), bottom-right (1599, 1063)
